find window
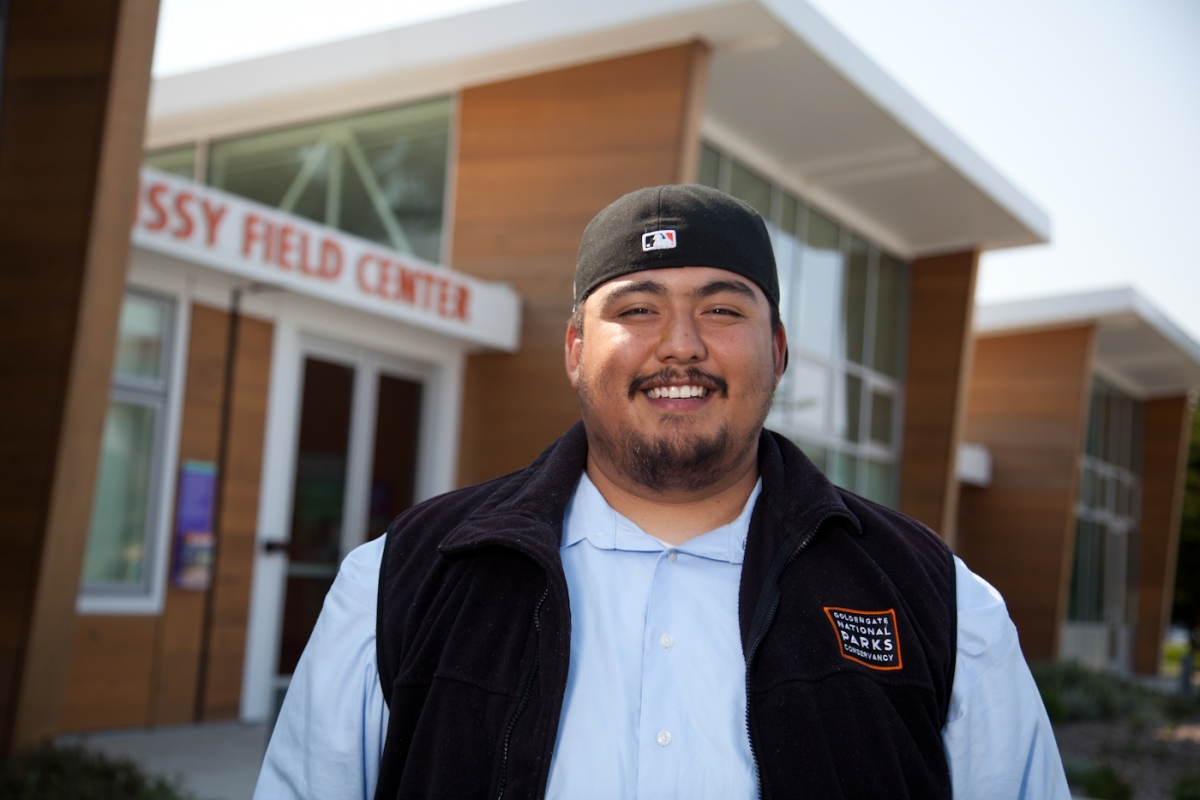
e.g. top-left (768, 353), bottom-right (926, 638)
top-left (1067, 378), bottom-right (1143, 625)
top-left (699, 144), bottom-right (909, 506)
top-left (145, 145), bottom-right (198, 180)
top-left (207, 98), bottom-right (452, 264)
top-left (80, 292), bottom-right (174, 603)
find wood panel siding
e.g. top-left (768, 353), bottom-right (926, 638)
top-left (899, 249), bottom-right (979, 544)
top-left (452, 43), bottom-right (710, 485)
top-left (0, 0), bottom-right (159, 751)
top-left (57, 303), bottom-right (274, 731)
top-left (58, 618), bottom-right (157, 732)
top-left (200, 311), bottom-right (273, 719)
top-left (1132, 396), bottom-right (1191, 674)
top-left (957, 326), bottom-right (1096, 662)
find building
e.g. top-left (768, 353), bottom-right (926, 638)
top-left (58, 0), bottom-right (1049, 733)
top-left (958, 288), bottom-right (1200, 674)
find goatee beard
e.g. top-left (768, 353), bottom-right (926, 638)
top-left (578, 368), bottom-right (764, 493)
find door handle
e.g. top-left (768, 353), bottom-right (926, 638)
top-left (263, 540), bottom-right (290, 554)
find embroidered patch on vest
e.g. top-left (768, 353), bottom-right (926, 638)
top-left (823, 606), bottom-right (903, 671)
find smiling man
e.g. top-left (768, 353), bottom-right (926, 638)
top-left (255, 185), bottom-right (1070, 800)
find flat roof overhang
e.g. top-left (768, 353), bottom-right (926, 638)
top-left (975, 287), bottom-right (1200, 399)
top-left (147, 0), bottom-right (1048, 262)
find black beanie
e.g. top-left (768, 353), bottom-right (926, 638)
top-left (573, 184), bottom-right (779, 310)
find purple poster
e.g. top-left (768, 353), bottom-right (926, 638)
top-left (173, 460), bottom-right (217, 590)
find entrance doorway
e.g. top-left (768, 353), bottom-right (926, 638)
top-left (276, 345), bottom-right (423, 679)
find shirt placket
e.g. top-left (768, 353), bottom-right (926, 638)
top-left (636, 547), bottom-right (685, 798)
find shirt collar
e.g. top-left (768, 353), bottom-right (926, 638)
top-left (562, 471), bottom-right (762, 565)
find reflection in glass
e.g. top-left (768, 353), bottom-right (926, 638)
top-left (145, 145), bottom-right (197, 180)
top-left (770, 227), bottom-right (797, 333)
top-left (780, 193), bottom-right (799, 236)
top-left (279, 358), bottom-right (354, 675)
top-left (843, 237), bottom-right (869, 365)
top-left (873, 254), bottom-right (906, 378)
top-left (796, 210), bottom-right (842, 358)
top-left (865, 461), bottom-right (895, 506)
top-left (698, 144), bottom-right (720, 188)
top-left (83, 400), bottom-right (158, 585)
top-left (209, 98), bottom-right (451, 263)
top-left (114, 295), bottom-right (167, 381)
top-left (870, 391), bottom-right (894, 446)
top-left (833, 372), bottom-right (862, 442)
top-left (729, 161), bottom-right (771, 218)
top-left (797, 441), bottom-right (827, 472)
top-left (830, 452), bottom-right (858, 492)
top-left (368, 375), bottom-right (423, 540)
top-left (784, 358), bottom-right (829, 432)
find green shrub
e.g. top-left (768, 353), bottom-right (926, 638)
top-left (1030, 660), bottom-right (1197, 723)
top-left (0, 744), bottom-right (193, 800)
top-left (1062, 756), bottom-right (1132, 800)
top-left (1175, 772), bottom-right (1200, 800)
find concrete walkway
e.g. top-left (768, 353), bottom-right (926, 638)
top-left (58, 721), bottom-right (268, 800)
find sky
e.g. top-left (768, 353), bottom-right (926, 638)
top-left (152, 0), bottom-right (1200, 341)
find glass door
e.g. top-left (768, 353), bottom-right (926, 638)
top-left (276, 351), bottom-right (424, 678)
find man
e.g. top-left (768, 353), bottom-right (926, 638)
top-left (256, 185), bottom-right (1069, 799)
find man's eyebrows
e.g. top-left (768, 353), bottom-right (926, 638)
top-left (693, 279), bottom-right (758, 303)
top-left (604, 280), bottom-right (668, 301)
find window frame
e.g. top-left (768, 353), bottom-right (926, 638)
top-left (699, 142), bottom-right (911, 505)
top-left (77, 287), bottom-right (185, 615)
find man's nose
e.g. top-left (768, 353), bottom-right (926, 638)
top-left (654, 312), bottom-right (707, 363)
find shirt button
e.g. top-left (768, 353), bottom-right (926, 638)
top-left (660, 633), bottom-right (674, 649)
top-left (667, 550), bottom-right (677, 562)
top-left (656, 730), bottom-right (672, 747)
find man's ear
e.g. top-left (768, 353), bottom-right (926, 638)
top-left (772, 324), bottom-right (788, 386)
top-left (565, 318), bottom-right (583, 389)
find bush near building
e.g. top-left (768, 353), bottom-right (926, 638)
top-left (0, 745), bottom-right (191, 800)
top-left (1173, 409), bottom-right (1200, 639)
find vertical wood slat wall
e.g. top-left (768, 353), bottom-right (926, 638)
top-left (1133, 395), bottom-right (1192, 674)
top-left (59, 304), bottom-right (273, 730)
top-left (452, 43), bottom-right (710, 485)
top-left (0, 0), bottom-right (159, 751)
top-left (956, 326), bottom-right (1096, 662)
top-left (898, 249), bottom-right (979, 545)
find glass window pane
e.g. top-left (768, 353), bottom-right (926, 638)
top-left (795, 210), bottom-right (843, 358)
top-left (770, 227), bottom-right (797, 332)
top-left (729, 161), bottom-right (771, 218)
top-left (280, 357), bottom-right (355, 675)
top-left (368, 374), bottom-right (423, 540)
top-left (865, 461), bottom-right (896, 507)
top-left (869, 390), bottom-right (895, 446)
top-left (830, 451), bottom-right (858, 491)
top-left (145, 145), bottom-right (196, 180)
top-left (114, 294), bottom-right (167, 382)
top-left (697, 144), bottom-right (721, 188)
top-left (794, 439), bottom-right (827, 473)
top-left (210, 98), bottom-right (451, 263)
top-left (833, 372), bottom-right (862, 443)
top-left (843, 236), bottom-right (869, 365)
top-left (872, 253), bottom-right (906, 378)
top-left (785, 358), bottom-right (830, 433)
top-left (82, 400), bottom-right (158, 586)
top-left (780, 194), bottom-right (799, 236)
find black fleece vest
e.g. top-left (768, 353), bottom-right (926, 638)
top-left (375, 423), bottom-right (956, 799)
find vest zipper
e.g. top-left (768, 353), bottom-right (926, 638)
top-left (743, 510), bottom-right (853, 799)
top-left (495, 586), bottom-right (550, 800)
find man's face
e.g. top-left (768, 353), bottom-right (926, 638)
top-left (565, 266), bottom-right (787, 493)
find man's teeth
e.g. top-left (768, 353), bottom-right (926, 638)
top-left (646, 385), bottom-right (709, 399)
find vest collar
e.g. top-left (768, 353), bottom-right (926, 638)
top-left (439, 421), bottom-right (861, 565)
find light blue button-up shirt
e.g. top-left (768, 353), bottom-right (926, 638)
top-left (256, 473), bottom-right (1070, 800)
top-left (545, 472), bottom-right (759, 799)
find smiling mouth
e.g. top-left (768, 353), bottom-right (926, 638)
top-left (645, 385), bottom-right (710, 399)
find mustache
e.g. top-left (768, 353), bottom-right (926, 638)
top-left (627, 367), bottom-right (729, 400)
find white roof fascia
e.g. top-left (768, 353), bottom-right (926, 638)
top-left (149, 0), bottom-right (739, 123)
top-left (975, 287), bottom-right (1200, 387)
top-left (756, 0), bottom-right (1050, 248)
